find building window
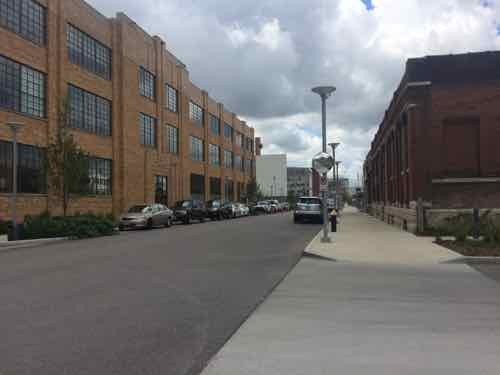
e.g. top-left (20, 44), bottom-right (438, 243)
top-left (210, 177), bottom-right (221, 200)
top-left (0, 0), bottom-right (46, 45)
top-left (0, 141), bottom-right (46, 194)
top-left (224, 149), bottom-right (233, 169)
top-left (68, 85), bottom-right (111, 136)
top-left (165, 124), bottom-right (178, 154)
top-left (139, 113), bottom-right (156, 147)
top-left (245, 159), bottom-right (252, 174)
top-left (189, 101), bottom-right (203, 127)
top-left (88, 157), bottom-right (112, 195)
top-left (0, 54), bottom-right (45, 118)
top-left (224, 123), bottom-right (233, 142)
top-left (155, 175), bottom-right (168, 205)
top-left (67, 24), bottom-right (111, 80)
top-left (190, 173), bottom-right (204, 200)
top-left (165, 84), bottom-right (177, 112)
top-left (139, 67), bottom-right (155, 100)
top-left (190, 136), bottom-right (204, 161)
top-left (224, 178), bottom-right (234, 201)
top-left (234, 155), bottom-right (242, 172)
top-left (209, 143), bottom-right (220, 166)
top-left (210, 114), bottom-right (220, 135)
top-left (235, 132), bottom-right (244, 148)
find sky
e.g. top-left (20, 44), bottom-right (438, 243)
top-left (88, 0), bottom-right (500, 184)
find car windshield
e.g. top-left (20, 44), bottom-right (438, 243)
top-left (175, 201), bottom-right (191, 208)
top-left (207, 201), bottom-right (220, 208)
top-left (298, 198), bottom-right (322, 205)
top-left (257, 201), bottom-right (267, 205)
top-left (128, 205), bottom-right (149, 213)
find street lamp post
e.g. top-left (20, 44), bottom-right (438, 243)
top-left (335, 161), bottom-right (342, 209)
top-left (312, 86), bottom-right (336, 243)
top-left (7, 122), bottom-right (24, 241)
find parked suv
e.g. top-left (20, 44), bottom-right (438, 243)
top-left (174, 200), bottom-right (207, 224)
top-left (206, 200), bottom-right (224, 221)
top-left (294, 196), bottom-right (323, 223)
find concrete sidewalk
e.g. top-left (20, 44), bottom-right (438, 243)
top-left (202, 208), bottom-right (500, 375)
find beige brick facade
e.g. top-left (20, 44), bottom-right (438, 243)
top-left (0, 0), bottom-right (255, 221)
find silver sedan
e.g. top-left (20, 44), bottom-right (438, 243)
top-left (119, 204), bottom-right (174, 230)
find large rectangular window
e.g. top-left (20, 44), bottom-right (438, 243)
top-left (155, 175), bottom-right (168, 205)
top-left (67, 24), bottom-right (111, 80)
top-left (245, 159), bottom-right (252, 174)
top-left (68, 85), bottom-right (111, 136)
top-left (224, 149), bottom-right (233, 169)
top-left (210, 114), bottom-right (220, 135)
top-left (88, 157), bottom-right (112, 195)
top-left (190, 173), bottom-right (205, 200)
top-left (139, 67), bottom-right (155, 100)
top-left (189, 101), bottom-right (204, 127)
top-left (0, 141), bottom-right (45, 194)
top-left (0, 54), bottom-right (45, 118)
top-left (165, 124), bottom-right (178, 154)
top-left (224, 178), bottom-right (234, 201)
top-left (0, 0), bottom-right (46, 45)
top-left (190, 136), bottom-right (204, 161)
top-left (235, 132), bottom-right (244, 148)
top-left (210, 177), bottom-right (221, 200)
top-left (224, 123), bottom-right (233, 142)
top-left (234, 155), bottom-right (242, 172)
top-left (209, 144), bottom-right (220, 166)
top-left (165, 84), bottom-right (177, 112)
top-left (139, 113), bottom-right (156, 147)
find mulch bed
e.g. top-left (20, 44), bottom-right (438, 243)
top-left (436, 240), bottom-right (500, 257)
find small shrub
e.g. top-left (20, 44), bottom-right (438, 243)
top-left (0, 220), bottom-right (11, 235)
top-left (481, 218), bottom-right (500, 244)
top-left (445, 214), bottom-right (473, 243)
top-left (24, 213), bottom-right (116, 240)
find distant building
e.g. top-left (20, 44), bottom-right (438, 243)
top-left (287, 167), bottom-right (313, 197)
top-left (312, 169), bottom-right (320, 196)
top-left (256, 154), bottom-right (287, 198)
top-left (364, 51), bottom-right (500, 232)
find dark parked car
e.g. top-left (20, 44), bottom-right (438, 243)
top-left (206, 200), bottom-right (224, 220)
top-left (221, 202), bottom-right (238, 219)
top-left (119, 204), bottom-right (173, 230)
top-left (174, 200), bottom-right (207, 224)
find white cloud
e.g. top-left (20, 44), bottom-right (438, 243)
top-left (87, 0), bottom-right (500, 182)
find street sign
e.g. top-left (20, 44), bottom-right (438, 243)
top-left (312, 152), bottom-right (334, 175)
top-left (320, 175), bottom-right (328, 192)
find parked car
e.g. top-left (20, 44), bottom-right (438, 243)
top-left (294, 196), bottom-right (323, 223)
top-left (268, 200), bottom-right (280, 213)
top-left (254, 201), bottom-right (271, 215)
top-left (206, 200), bottom-right (224, 220)
top-left (238, 203), bottom-right (250, 216)
top-left (119, 204), bottom-right (173, 230)
top-left (222, 201), bottom-right (239, 218)
top-left (281, 202), bottom-right (290, 211)
top-left (174, 200), bottom-right (207, 224)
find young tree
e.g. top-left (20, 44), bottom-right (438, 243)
top-left (45, 99), bottom-right (90, 217)
top-left (247, 178), bottom-right (263, 203)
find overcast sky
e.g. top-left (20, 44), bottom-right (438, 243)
top-left (88, 0), bottom-right (500, 184)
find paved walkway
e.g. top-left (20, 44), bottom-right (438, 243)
top-left (202, 208), bottom-right (500, 375)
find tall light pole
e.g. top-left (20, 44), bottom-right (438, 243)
top-left (7, 122), bottom-right (24, 241)
top-left (335, 161), bottom-right (342, 209)
top-left (312, 86), bottom-right (336, 243)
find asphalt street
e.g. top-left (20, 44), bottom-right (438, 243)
top-left (0, 213), bottom-right (319, 375)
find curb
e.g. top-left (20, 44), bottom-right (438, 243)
top-left (442, 256), bottom-right (500, 264)
top-left (0, 237), bottom-right (68, 252)
top-left (302, 251), bottom-right (337, 262)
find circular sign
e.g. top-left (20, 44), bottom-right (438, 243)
top-left (312, 152), bottom-right (334, 174)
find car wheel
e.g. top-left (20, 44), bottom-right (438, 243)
top-left (185, 215), bottom-right (191, 225)
top-left (146, 219), bottom-right (153, 230)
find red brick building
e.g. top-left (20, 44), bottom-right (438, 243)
top-left (0, 0), bottom-right (255, 221)
top-left (364, 51), bottom-right (500, 232)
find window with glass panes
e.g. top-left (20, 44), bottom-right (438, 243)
top-left (88, 157), bottom-right (112, 195)
top-left (224, 178), bottom-right (234, 200)
top-left (245, 159), bottom-right (252, 174)
top-left (210, 114), bottom-right (220, 135)
top-left (165, 124), bottom-right (178, 154)
top-left (240, 158), bottom-right (246, 172)
top-left (209, 144), bottom-right (220, 166)
top-left (155, 175), bottom-right (168, 205)
top-left (190, 136), bottom-right (204, 161)
top-left (224, 123), bottom-right (233, 141)
top-left (67, 24), bottom-right (111, 80)
top-left (0, 54), bottom-right (45, 118)
top-left (0, 0), bottom-right (46, 45)
top-left (234, 155), bottom-right (242, 172)
top-left (165, 84), bottom-right (177, 112)
top-left (190, 173), bottom-right (205, 200)
top-left (139, 113), bottom-right (156, 147)
top-left (139, 67), bottom-right (155, 100)
top-left (68, 85), bottom-right (111, 136)
top-left (0, 140), bottom-right (46, 194)
top-left (224, 150), bottom-right (233, 169)
top-left (235, 132), bottom-right (244, 148)
top-left (189, 101), bottom-right (203, 127)
top-left (210, 177), bottom-right (221, 200)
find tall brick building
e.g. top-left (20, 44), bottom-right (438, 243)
top-left (364, 51), bottom-right (500, 232)
top-left (0, 0), bottom-right (255, 220)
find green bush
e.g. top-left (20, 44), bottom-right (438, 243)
top-left (444, 214), bottom-right (473, 242)
top-left (24, 213), bottom-right (116, 240)
top-left (0, 220), bottom-right (11, 235)
top-left (479, 212), bottom-right (500, 243)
